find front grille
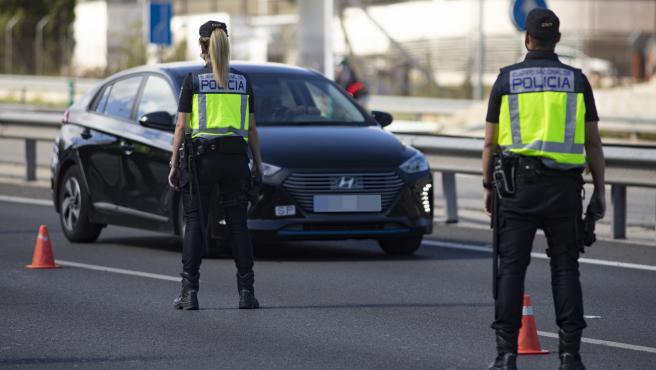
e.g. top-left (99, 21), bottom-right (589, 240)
top-left (282, 172), bottom-right (404, 213)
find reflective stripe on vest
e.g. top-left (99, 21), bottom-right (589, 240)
top-left (498, 68), bottom-right (586, 169)
top-left (189, 73), bottom-right (250, 141)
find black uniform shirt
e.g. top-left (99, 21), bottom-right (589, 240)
top-left (178, 65), bottom-right (255, 114)
top-left (486, 50), bottom-right (599, 124)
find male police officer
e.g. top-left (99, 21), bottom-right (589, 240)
top-left (482, 8), bottom-right (606, 370)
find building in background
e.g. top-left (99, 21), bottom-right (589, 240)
top-left (72, 0), bottom-right (143, 74)
top-left (69, 0), bottom-right (656, 94)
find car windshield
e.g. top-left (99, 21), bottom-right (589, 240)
top-left (251, 75), bottom-right (368, 126)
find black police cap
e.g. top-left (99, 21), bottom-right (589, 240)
top-left (199, 21), bottom-right (228, 38)
top-left (525, 8), bottom-right (560, 41)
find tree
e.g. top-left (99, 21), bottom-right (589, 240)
top-left (0, 0), bottom-right (75, 74)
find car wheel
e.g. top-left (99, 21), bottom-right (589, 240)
top-left (59, 166), bottom-right (102, 242)
top-left (377, 233), bottom-right (423, 256)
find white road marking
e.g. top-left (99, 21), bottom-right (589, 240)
top-left (584, 315), bottom-right (603, 319)
top-left (538, 331), bottom-right (656, 354)
top-left (56, 257), bottom-right (656, 354)
top-left (422, 239), bottom-right (656, 272)
top-left (56, 260), bottom-right (179, 282)
top-left (0, 194), bottom-right (51, 207)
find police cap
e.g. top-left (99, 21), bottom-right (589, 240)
top-left (525, 8), bottom-right (560, 41)
top-left (199, 21), bottom-right (228, 38)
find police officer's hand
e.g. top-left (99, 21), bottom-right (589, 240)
top-left (168, 167), bottom-right (180, 192)
top-left (484, 189), bottom-right (493, 216)
top-left (252, 162), bottom-right (262, 182)
top-left (591, 190), bottom-right (606, 220)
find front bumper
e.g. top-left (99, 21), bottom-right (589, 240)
top-left (241, 171), bottom-right (433, 240)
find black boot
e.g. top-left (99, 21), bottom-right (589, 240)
top-left (489, 330), bottom-right (518, 370)
top-left (237, 272), bottom-right (259, 309)
top-left (174, 272), bottom-right (199, 310)
top-left (559, 330), bottom-right (585, 370)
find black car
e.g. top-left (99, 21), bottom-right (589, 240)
top-left (51, 62), bottom-right (433, 256)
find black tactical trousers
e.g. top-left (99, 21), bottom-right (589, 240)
top-left (181, 150), bottom-right (254, 275)
top-left (492, 168), bottom-right (587, 334)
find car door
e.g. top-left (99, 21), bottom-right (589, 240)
top-left (122, 74), bottom-right (178, 219)
top-left (77, 75), bottom-right (144, 213)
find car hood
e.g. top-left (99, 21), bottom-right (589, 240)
top-left (258, 125), bottom-right (415, 169)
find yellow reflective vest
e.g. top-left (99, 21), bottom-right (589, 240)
top-left (189, 70), bottom-right (250, 141)
top-left (497, 64), bottom-right (587, 169)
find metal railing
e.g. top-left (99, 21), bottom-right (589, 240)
top-left (1, 110), bottom-right (655, 240)
top-left (0, 108), bottom-right (61, 181)
top-left (398, 134), bottom-right (656, 240)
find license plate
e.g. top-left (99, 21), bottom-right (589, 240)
top-left (313, 194), bottom-right (381, 213)
top-left (275, 205), bottom-right (296, 217)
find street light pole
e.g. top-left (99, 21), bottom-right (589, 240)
top-left (5, 15), bottom-right (20, 73)
top-left (473, 0), bottom-right (485, 101)
top-left (35, 15), bottom-right (50, 75)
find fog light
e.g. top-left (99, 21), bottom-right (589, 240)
top-left (275, 205), bottom-right (296, 217)
top-left (420, 183), bottom-right (433, 214)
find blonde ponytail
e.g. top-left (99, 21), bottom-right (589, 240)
top-left (208, 28), bottom-right (230, 87)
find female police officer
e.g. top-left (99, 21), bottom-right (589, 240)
top-left (168, 21), bottom-right (263, 310)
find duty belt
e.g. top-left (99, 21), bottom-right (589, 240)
top-left (191, 137), bottom-right (246, 156)
top-left (516, 156), bottom-right (582, 177)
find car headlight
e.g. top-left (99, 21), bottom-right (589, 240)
top-left (260, 162), bottom-right (282, 177)
top-left (399, 152), bottom-right (429, 174)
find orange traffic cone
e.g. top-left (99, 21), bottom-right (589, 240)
top-left (518, 294), bottom-right (549, 355)
top-left (26, 225), bottom-right (60, 269)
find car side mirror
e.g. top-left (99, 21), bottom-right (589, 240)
top-left (372, 110), bottom-right (393, 127)
top-left (139, 111), bottom-right (174, 132)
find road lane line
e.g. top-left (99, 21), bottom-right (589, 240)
top-left (422, 239), bottom-right (656, 272)
top-left (538, 331), bottom-right (656, 354)
top-left (0, 194), bottom-right (51, 207)
top-left (54, 258), bottom-right (656, 355)
top-left (56, 260), bottom-right (179, 282)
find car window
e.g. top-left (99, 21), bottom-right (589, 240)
top-left (252, 75), bottom-right (367, 126)
top-left (137, 75), bottom-right (177, 121)
top-left (103, 76), bottom-right (143, 120)
top-left (94, 85), bottom-right (111, 113)
top-left (306, 81), bottom-right (364, 122)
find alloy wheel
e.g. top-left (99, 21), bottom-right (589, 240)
top-left (61, 176), bottom-right (82, 231)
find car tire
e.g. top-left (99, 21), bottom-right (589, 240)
top-left (377, 233), bottom-right (423, 256)
top-left (58, 166), bottom-right (102, 243)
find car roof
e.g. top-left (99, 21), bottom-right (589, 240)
top-left (110, 61), bottom-right (324, 85)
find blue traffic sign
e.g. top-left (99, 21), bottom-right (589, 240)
top-left (149, 1), bottom-right (173, 45)
top-left (511, 0), bottom-right (548, 31)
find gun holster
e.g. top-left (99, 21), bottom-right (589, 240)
top-left (493, 153), bottom-right (517, 198)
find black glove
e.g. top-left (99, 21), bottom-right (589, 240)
top-left (583, 202), bottom-right (598, 247)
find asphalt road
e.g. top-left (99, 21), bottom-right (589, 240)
top-left (1, 196), bottom-right (655, 369)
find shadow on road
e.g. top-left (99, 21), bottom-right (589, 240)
top-left (198, 302), bottom-right (492, 311)
top-left (0, 355), bottom-right (182, 366)
top-left (253, 240), bottom-right (487, 262)
top-left (95, 235), bottom-right (181, 253)
top-left (93, 230), bottom-right (487, 263)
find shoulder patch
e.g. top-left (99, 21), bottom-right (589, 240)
top-left (197, 73), bottom-right (247, 93)
top-left (509, 67), bottom-right (575, 94)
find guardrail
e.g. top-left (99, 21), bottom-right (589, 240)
top-left (0, 109), bottom-right (62, 181)
top-left (397, 134), bottom-right (656, 240)
top-left (1, 111), bottom-right (655, 240)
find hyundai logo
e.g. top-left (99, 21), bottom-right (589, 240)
top-left (333, 176), bottom-right (362, 190)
